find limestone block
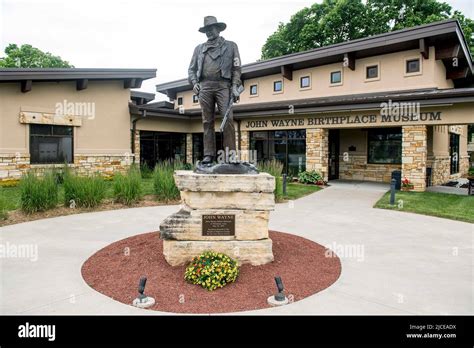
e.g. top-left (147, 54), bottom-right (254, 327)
top-left (174, 170), bottom-right (275, 193)
top-left (180, 191), bottom-right (275, 210)
top-left (160, 207), bottom-right (269, 241)
top-left (162, 239), bottom-right (274, 266)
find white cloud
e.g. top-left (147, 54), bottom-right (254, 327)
top-left (0, 0), bottom-right (316, 97)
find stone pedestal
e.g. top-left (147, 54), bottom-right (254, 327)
top-left (160, 170), bottom-right (275, 266)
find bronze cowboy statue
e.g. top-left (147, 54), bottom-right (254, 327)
top-left (188, 16), bottom-right (257, 174)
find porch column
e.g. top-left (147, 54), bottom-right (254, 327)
top-left (402, 125), bottom-right (427, 191)
top-left (240, 130), bottom-right (250, 162)
top-left (306, 128), bottom-right (329, 181)
top-left (186, 133), bottom-right (193, 164)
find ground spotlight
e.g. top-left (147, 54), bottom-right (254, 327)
top-left (132, 276), bottom-right (155, 309)
top-left (267, 275), bottom-right (289, 306)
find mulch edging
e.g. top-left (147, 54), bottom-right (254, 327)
top-left (81, 231), bottom-right (341, 314)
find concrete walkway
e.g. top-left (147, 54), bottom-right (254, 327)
top-left (0, 181), bottom-right (472, 315)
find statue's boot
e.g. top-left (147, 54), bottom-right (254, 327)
top-left (201, 155), bottom-right (214, 165)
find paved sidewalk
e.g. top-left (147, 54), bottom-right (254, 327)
top-left (1, 181), bottom-right (472, 315)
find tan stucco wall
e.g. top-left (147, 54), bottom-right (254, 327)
top-left (175, 47), bottom-right (453, 110)
top-left (136, 117), bottom-right (238, 134)
top-left (0, 81), bottom-right (132, 155)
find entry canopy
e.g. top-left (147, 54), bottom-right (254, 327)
top-left (156, 19), bottom-right (474, 99)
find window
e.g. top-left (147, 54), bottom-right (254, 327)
top-left (140, 131), bottom-right (186, 169)
top-left (192, 94), bottom-right (199, 104)
top-left (250, 130), bottom-right (306, 176)
top-left (30, 124), bottom-right (73, 164)
top-left (300, 76), bottom-right (310, 88)
top-left (450, 133), bottom-right (460, 174)
top-left (366, 65), bottom-right (378, 79)
top-left (273, 80), bottom-right (283, 92)
top-left (330, 71), bottom-right (342, 84)
top-left (250, 84), bottom-right (258, 96)
top-left (177, 97), bottom-right (183, 106)
top-left (406, 58), bottom-right (420, 73)
top-left (367, 128), bottom-right (402, 164)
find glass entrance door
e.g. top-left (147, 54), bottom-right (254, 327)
top-left (328, 129), bottom-right (340, 180)
top-left (450, 133), bottom-right (460, 174)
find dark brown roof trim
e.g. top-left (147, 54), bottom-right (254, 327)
top-left (156, 19), bottom-right (472, 96)
top-left (0, 68), bottom-right (157, 81)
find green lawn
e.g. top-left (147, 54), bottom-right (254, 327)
top-left (281, 182), bottom-right (321, 201)
top-left (374, 190), bottom-right (474, 223)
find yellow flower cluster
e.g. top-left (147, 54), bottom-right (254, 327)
top-left (184, 251), bottom-right (239, 291)
top-left (0, 178), bottom-right (20, 188)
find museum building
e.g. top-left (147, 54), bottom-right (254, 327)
top-left (1, 20), bottom-right (473, 192)
top-left (0, 68), bottom-right (156, 178)
top-left (138, 19), bottom-right (474, 191)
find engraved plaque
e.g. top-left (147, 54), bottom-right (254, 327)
top-left (202, 214), bottom-right (235, 236)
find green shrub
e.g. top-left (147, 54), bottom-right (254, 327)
top-left (140, 164), bottom-right (153, 179)
top-left (298, 170), bottom-right (324, 185)
top-left (257, 159), bottom-right (284, 199)
top-left (183, 162), bottom-right (193, 170)
top-left (113, 167), bottom-right (143, 205)
top-left (20, 171), bottom-right (59, 214)
top-left (63, 173), bottom-right (107, 208)
top-left (469, 167), bottom-right (474, 176)
top-left (184, 251), bottom-right (239, 291)
top-left (153, 160), bottom-right (180, 201)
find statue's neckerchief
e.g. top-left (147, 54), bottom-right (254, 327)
top-left (203, 36), bottom-right (225, 59)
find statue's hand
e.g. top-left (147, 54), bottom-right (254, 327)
top-left (232, 84), bottom-right (242, 102)
top-left (193, 83), bottom-right (201, 95)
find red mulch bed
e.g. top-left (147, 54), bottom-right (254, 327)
top-left (81, 231), bottom-right (341, 314)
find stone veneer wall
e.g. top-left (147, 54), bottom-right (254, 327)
top-left (306, 128), bottom-right (329, 181)
top-left (133, 129), bottom-right (140, 165)
top-left (459, 155), bottom-right (470, 178)
top-left (73, 155), bottom-right (131, 176)
top-left (402, 125), bottom-right (427, 191)
top-left (0, 154), bottom-right (131, 180)
top-left (339, 155), bottom-right (401, 182)
top-left (0, 154), bottom-right (30, 179)
top-left (186, 133), bottom-right (193, 164)
top-left (427, 156), bottom-right (450, 185)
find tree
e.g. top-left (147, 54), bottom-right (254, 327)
top-left (0, 44), bottom-right (73, 68)
top-left (261, 0), bottom-right (474, 60)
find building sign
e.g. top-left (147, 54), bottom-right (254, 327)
top-left (202, 215), bottom-right (235, 236)
top-left (244, 112), bottom-right (443, 129)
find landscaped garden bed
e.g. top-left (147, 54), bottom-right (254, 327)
top-left (81, 230), bottom-right (341, 313)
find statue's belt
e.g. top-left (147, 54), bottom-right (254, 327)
top-left (200, 79), bottom-right (231, 88)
